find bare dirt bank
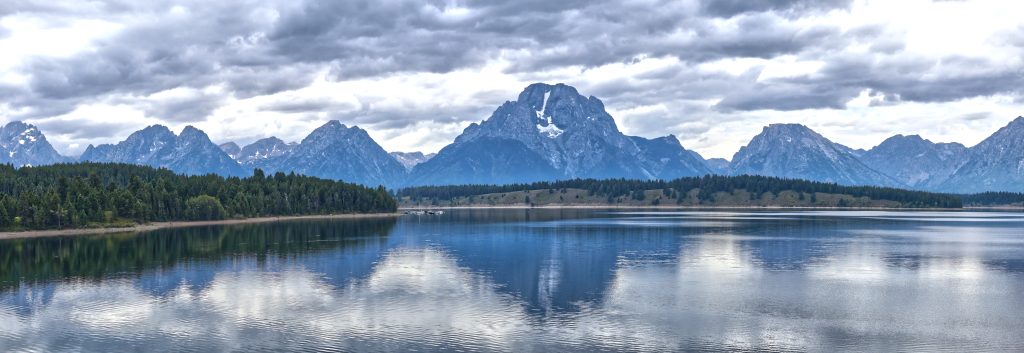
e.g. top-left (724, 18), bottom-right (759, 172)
top-left (0, 213), bottom-right (401, 240)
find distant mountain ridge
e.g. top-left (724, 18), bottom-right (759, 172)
top-left (3, 85), bottom-right (1022, 192)
top-left (859, 134), bottom-right (969, 189)
top-left (229, 137), bottom-right (297, 172)
top-left (729, 124), bottom-right (902, 187)
top-left (218, 142), bottom-right (240, 159)
top-left (263, 121), bottom-right (406, 187)
top-left (938, 117), bottom-right (1024, 193)
top-left (390, 152), bottom-right (436, 170)
top-left (81, 125), bottom-right (247, 177)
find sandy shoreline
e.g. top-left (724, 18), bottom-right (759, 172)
top-left (0, 213), bottom-right (401, 240)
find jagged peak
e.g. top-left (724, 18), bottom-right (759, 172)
top-left (123, 124), bottom-right (174, 142)
top-left (302, 120), bottom-right (377, 147)
top-left (179, 125), bottom-right (211, 140)
top-left (3, 120), bottom-right (31, 130)
top-left (972, 116), bottom-right (1024, 149)
top-left (879, 134), bottom-right (927, 145)
top-left (180, 125), bottom-right (201, 133)
top-left (320, 120), bottom-right (349, 130)
top-left (251, 136), bottom-right (287, 145)
top-left (1005, 116), bottom-right (1024, 128)
top-left (391, 151), bottom-right (427, 158)
top-left (756, 123), bottom-right (823, 141)
top-left (307, 120), bottom-right (348, 137)
top-left (140, 124), bottom-right (172, 133)
top-left (518, 83), bottom-right (562, 99)
top-left (0, 121), bottom-right (46, 141)
top-left (764, 123), bottom-right (812, 131)
top-left (517, 83), bottom-right (585, 111)
top-left (649, 134), bottom-right (682, 146)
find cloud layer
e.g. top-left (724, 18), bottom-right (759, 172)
top-left (0, 0), bottom-right (1022, 158)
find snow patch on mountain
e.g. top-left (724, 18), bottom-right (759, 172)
top-left (408, 83), bottom-right (712, 185)
top-left (0, 121), bottom-right (66, 167)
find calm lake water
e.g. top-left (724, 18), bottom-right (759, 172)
top-left (1, 209), bottom-right (1023, 352)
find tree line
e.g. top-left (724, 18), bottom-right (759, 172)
top-left (960, 192), bottom-right (1024, 207)
top-left (397, 174), bottom-right (965, 208)
top-left (0, 163), bottom-right (396, 230)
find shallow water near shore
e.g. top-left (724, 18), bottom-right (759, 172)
top-left (1, 209), bottom-right (1023, 352)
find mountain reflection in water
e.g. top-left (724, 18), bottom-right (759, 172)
top-left (1, 209), bottom-right (1023, 352)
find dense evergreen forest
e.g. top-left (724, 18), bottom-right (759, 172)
top-left (0, 163), bottom-right (396, 230)
top-left (961, 192), bottom-right (1024, 207)
top-left (397, 175), bottom-right (965, 208)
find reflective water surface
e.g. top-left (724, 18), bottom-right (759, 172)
top-left (1, 209), bottom-right (1023, 352)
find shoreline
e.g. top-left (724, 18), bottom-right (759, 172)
top-left (5, 205), bottom-right (1019, 240)
top-left (401, 204), bottom-right (1019, 211)
top-left (0, 213), bottom-right (401, 240)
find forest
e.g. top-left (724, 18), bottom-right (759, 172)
top-left (0, 163), bottom-right (396, 230)
top-left (960, 191), bottom-right (1024, 207)
top-left (397, 175), bottom-right (967, 208)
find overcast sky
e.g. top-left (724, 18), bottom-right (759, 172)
top-left (1, 0), bottom-right (1022, 159)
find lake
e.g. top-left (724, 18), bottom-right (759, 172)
top-left (1, 209), bottom-right (1023, 352)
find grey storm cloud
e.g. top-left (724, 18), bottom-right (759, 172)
top-left (714, 53), bottom-right (1024, 112)
top-left (1, 0), bottom-right (1022, 153)
top-left (259, 96), bottom-right (359, 114)
top-left (32, 119), bottom-right (129, 140)
top-left (700, 0), bottom-right (853, 18)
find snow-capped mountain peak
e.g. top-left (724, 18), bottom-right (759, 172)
top-left (0, 121), bottom-right (66, 167)
top-left (407, 83), bottom-right (711, 185)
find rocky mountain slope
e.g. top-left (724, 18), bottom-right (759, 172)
top-left (407, 83), bottom-right (712, 185)
top-left (730, 124), bottom-right (901, 187)
top-left (939, 117), bottom-right (1024, 193)
top-left (859, 135), bottom-right (969, 189)
top-left (266, 121), bottom-right (407, 187)
top-left (0, 121), bottom-right (66, 167)
top-left (81, 125), bottom-right (246, 177)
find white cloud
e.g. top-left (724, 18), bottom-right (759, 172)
top-left (0, 15), bottom-right (121, 72)
top-left (0, 0), bottom-right (1022, 160)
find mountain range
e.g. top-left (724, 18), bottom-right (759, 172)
top-left (2, 83), bottom-right (1023, 193)
top-left (859, 135), bottom-right (969, 189)
top-left (730, 123), bottom-right (902, 187)
top-left (80, 125), bottom-right (246, 177)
